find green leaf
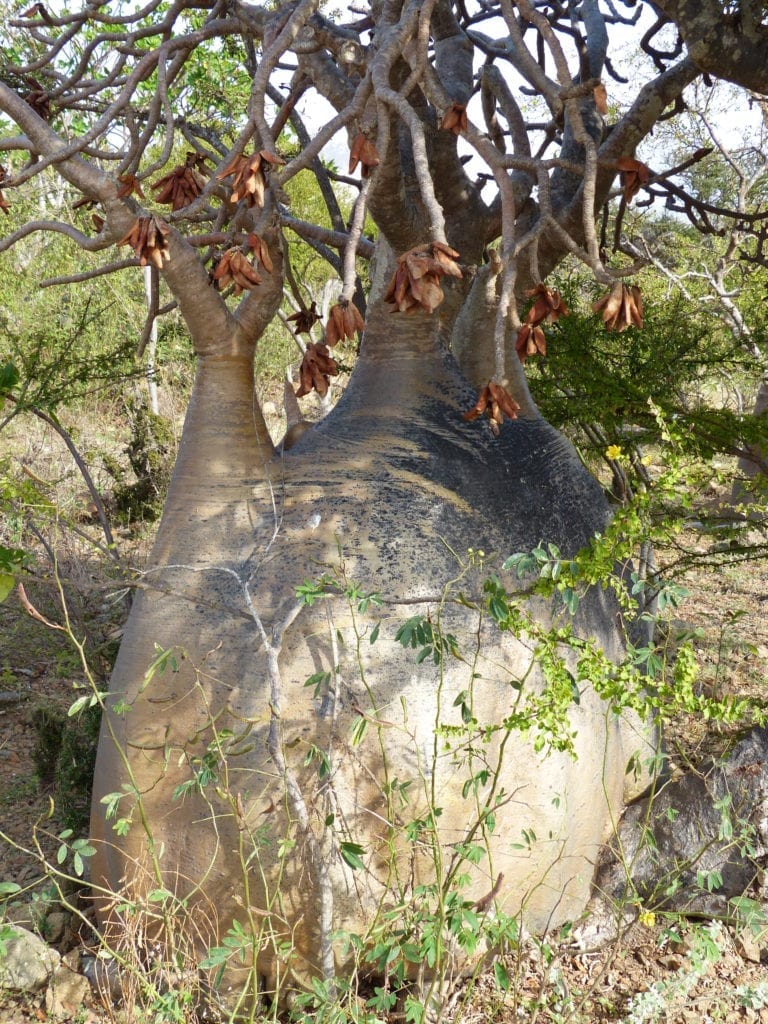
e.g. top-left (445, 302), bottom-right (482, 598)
top-left (340, 841), bottom-right (365, 870)
top-left (369, 622), bottom-right (380, 644)
top-left (0, 882), bottom-right (21, 897)
top-left (0, 574), bottom-right (15, 603)
top-left (68, 693), bottom-right (102, 716)
top-left (561, 587), bottom-right (579, 615)
top-left (349, 714), bottom-right (368, 747)
top-left (199, 946), bottom-right (231, 969)
top-left (303, 671), bottom-right (331, 697)
top-left (147, 888), bottom-right (173, 903)
top-left (141, 644), bottom-right (179, 690)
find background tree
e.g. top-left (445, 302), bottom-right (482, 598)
top-left (1, 0), bottom-right (767, 1006)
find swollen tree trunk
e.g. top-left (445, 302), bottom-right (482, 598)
top-left (91, 299), bottom-right (655, 996)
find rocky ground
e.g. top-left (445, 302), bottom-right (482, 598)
top-left (2, 411), bottom-right (768, 1022)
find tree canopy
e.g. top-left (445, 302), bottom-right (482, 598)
top-left (1, 0), bottom-right (767, 412)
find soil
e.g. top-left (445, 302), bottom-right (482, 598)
top-left (2, 412), bottom-right (768, 1023)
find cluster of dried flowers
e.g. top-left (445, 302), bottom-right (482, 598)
top-left (212, 233), bottom-right (273, 295)
top-left (296, 343), bottom-right (339, 398)
top-left (617, 157), bottom-right (651, 204)
top-left (440, 103), bottom-right (468, 135)
top-left (592, 282), bottom-right (644, 331)
top-left (325, 300), bottom-right (365, 346)
top-left (463, 381), bottom-right (521, 436)
top-left (293, 298), bottom-right (366, 398)
top-left (117, 215), bottom-right (171, 269)
top-left (212, 248), bottom-right (262, 294)
top-left (287, 302), bottom-right (321, 335)
top-left (383, 242), bottom-right (462, 314)
top-left (216, 149), bottom-right (285, 208)
top-left (152, 152), bottom-right (208, 211)
top-left (515, 283), bottom-right (570, 363)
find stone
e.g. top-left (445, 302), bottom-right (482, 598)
top-left (45, 963), bottom-right (91, 1018)
top-left (591, 727), bottom-right (768, 914)
top-left (44, 911), bottom-right (67, 945)
top-left (734, 926), bottom-right (763, 963)
top-left (0, 925), bottom-right (60, 992)
top-left (5, 900), bottom-right (39, 929)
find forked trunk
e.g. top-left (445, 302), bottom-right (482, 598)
top-left (91, 303), bottom-right (655, 998)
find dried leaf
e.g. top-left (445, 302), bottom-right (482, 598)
top-left (21, 2), bottom-right (52, 22)
top-left (440, 103), bottom-right (468, 136)
top-left (296, 342), bottom-right (338, 398)
top-left (593, 83), bottom-right (608, 115)
top-left (116, 174), bottom-right (145, 200)
top-left (384, 242), bottom-right (463, 315)
top-left (464, 381), bottom-right (520, 434)
top-left (72, 195), bottom-right (95, 210)
top-left (20, 75), bottom-right (51, 119)
top-left (349, 133), bottom-right (380, 177)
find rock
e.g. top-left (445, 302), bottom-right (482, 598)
top-left (81, 952), bottom-right (122, 1002)
top-left (44, 911), bottom-right (66, 945)
top-left (734, 926), bottom-right (763, 963)
top-left (590, 727), bottom-right (768, 917)
top-left (574, 728), bottom-right (768, 952)
top-left (0, 690), bottom-right (29, 706)
top-left (45, 963), bottom-right (91, 1018)
top-left (5, 899), bottom-right (40, 930)
top-left (0, 925), bottom-right (60, 992)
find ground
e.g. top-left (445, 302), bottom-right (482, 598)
top-left (1, 406), bottom-right (768, 1023)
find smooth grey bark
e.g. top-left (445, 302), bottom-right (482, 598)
top-left (654, 0), bottom-right (768, 94)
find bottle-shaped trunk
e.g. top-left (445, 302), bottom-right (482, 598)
top-left (91, 303), bottom-right (656, 1002)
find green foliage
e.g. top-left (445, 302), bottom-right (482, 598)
top-left (0, 541), bottom-right (25, 603)
top-left (395, 614), bottom-right (460, 664)
top-left (31, 699), bottom-right (101, 831)
top-left (104, 401), bottom-right (176, 522)
top-left (55, 828), bottom-right (96, 878)
top-left (530, 277), bottom-right (761, 477)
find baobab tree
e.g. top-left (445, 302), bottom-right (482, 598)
top-left (1, 0), bottom-right (766, 1007)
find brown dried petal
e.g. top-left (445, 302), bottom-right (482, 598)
top-left (440, 103), bottom-right (468, 136)
top-left (463, 382), bottom-right (519, 429)
top-left (594, 83), bottom-right (608, 115)
top-left (349, 133), bottom-right (379, 176)
top-left (247, 232), bottom-right (274, 274)
top-left (295, 342), bottom-right (338, 398)
top-left (116, 174), bottom-right (145, 199)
